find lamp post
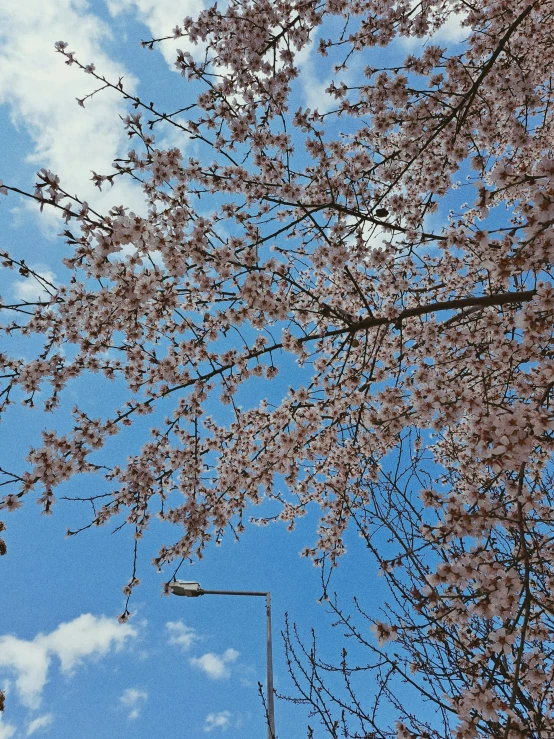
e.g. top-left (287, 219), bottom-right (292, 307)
top-left (169, 581), bottom-right (275, 739)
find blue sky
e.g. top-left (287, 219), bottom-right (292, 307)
top-left (0, 2), bottom-right (470, 737)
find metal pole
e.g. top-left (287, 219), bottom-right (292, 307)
top-left (266, 592), bottom-right (275, 739)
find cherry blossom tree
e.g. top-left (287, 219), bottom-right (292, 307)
top-left (1, 0), bottom-right (554, 736)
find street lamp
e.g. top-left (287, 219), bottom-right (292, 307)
top-left (169, 581), bottom-right (275, 739)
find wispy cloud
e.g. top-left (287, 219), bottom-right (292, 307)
top-left (400, 4), bottom-right (469, 47)
top-left (106, 0), bottom-right (205, 67)
top-left (105, 0), bottom-right (204, 153)
top-left (432, 11), bottom-right (469, 43)
top-left (203, 710), bottom-right (232, 733)
top-left (119, 687), bottom-right (148, 720)
top-left (297, 42), bottom-right (355, 116)
top-left (0, 614), bottom-right (138, 709)
top-left (26, 714), bottom-right (53, 737)
top-left (166, 621), bottom-right (199, 652)
top-left (190, 649), bottom-right (239, 680)
top-left (0, 1), bottom-right (144, 231)
top-left (12, 265), bottom-right (56, 303)
top-left (0, 716), bottom-right (16, 739)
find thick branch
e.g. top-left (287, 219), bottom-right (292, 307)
top-left (322, 289), bottom-right (537, 338)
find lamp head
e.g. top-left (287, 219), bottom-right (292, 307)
top-left (169, 580), bottom-right (203, 597)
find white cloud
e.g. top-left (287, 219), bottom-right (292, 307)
top-left (120, 687), bottom-right (147, 706)
top-left (433, 12), bottom-right (469, 43)
top-left (204, 710), bottom-right (232, 733)
top-left (153, 117), bottom-right (192, 155)
top-left (12, 265), bottom-right (57, 303)
top-left (298, 50), bottom-right (355, 116)
top-left (119, 687), bottom-right (148, 720)
top-left (166, 621), bottom-right (199, 652)
top-left (0, 614), bottom-right (137, 709)
top-left (295, 34), bottom-right (333, 115)
top-left (106, 0), bottom-right (204, 66)
top-left (190, 649), bottom-right (239, 680)
top-left (0, 1), bottom-right (145, 232)
top-left (38, 613), bottom-right (137, 674)
top-left (0, 637), bottom-right (50, 711)
top-left (400, 4), bottom-right (469, 47)
top-left (294, 30), bottom-right (316, 69)
top-left (301, 67), bottom-right (335, 115)
top-left (344, 216), bottom-right (402, 258)
top-left (27, 714), bottom-right (54, 736)
top-left (0, 716), bottom-right (16, 739)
